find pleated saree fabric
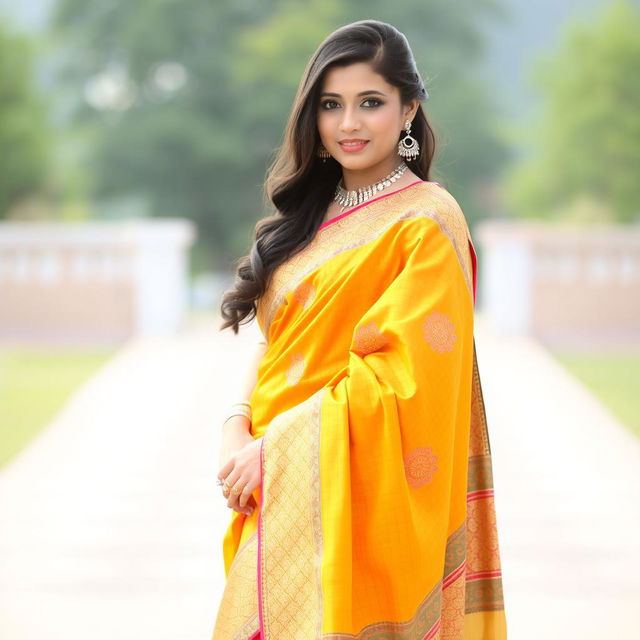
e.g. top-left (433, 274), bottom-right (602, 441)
top-left (212, 180), bottom-right (507, 639)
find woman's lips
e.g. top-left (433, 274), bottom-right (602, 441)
top-left (339, 140), bottom-right (369, 152)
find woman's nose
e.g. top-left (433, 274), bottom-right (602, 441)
top-left (339, 106), bottom-right (361, 132)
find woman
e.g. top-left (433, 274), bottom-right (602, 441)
top-left (213, 19), bottom-right (507, 639)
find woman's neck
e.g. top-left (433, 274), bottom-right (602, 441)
top-left (340, 158), bottom-right (405, 192)
top-left (321, 169), bottom-right (421, 225)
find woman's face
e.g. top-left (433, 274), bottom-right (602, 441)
top-left (316, 62), bottom-right (418, 173)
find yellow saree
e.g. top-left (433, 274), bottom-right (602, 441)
top-left (213, 180), bottom-right (507, 639)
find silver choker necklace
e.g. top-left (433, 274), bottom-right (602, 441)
top-left (334, 161), bottom-right (409, 212)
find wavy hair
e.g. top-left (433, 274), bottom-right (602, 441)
top-left (219, 19), bottom-right (437, 334)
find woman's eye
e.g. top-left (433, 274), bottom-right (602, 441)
top-left (320, 98), bottom-right (383, 110)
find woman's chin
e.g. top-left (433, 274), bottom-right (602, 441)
top-left (335, 153), bottom-right (383, 172)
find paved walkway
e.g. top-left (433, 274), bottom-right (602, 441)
top-left (0, 312), bottom-right (638, 639)
top-left (476, 316), bottom-right (640, 638)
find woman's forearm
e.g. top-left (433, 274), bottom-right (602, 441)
top-left (222, 338), bottom-right (267, 435)
top-left (241, 338), bottom-right (268, 400)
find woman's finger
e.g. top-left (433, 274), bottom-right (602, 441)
top-left (217, 455), bottom-right (235, 483)
top-left (229, 491), bottom-right (248, 513)
top-left (220, 467), bottom-right (252, 515)
top-left (226, 475), bottom-right (245, 511)
top-left (237, 480), bottom-right (256, 508)
top-left (219, 474), bottom-right (233, 499)
top-left (222, 469), bottom-right (240, 504)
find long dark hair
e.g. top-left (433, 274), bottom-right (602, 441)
top-left (219, 19), bottom-right (437, 334)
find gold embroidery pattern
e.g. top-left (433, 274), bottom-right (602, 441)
top-left (284, 352), bottom-right (306, 386)
top-left (443, 523), bottom-right (467, 576)
top-left (211, 532), bottom-right (259, 640)
top-left (260, 388), bottom-right (325, 640)
top-left (465, 578), bottom-right (505, 614)
top-left (404, 445), bottom-right (439, 488)
top-left (257, 182), bottom-right (474, 338)
top-left (467, 455), bottom-right (494, 493)
top-left (469, 340), bottom-right (490, 456)
top-left (352, 321), bottom-right (389, 356)
top-left (465, 338), bottom-right (505, 614)
top-left (440, 571), bottom-right (466, 639)
top-left (408, 186), bottom-right (474, 300)
top-left (466, 496), bottom-right (501, 575)
top-left (422, 310), bottom-right (457, 353)
top-left (465, 496), bottom-right (504, 613)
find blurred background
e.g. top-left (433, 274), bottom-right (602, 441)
top-left (0, 1), bottom-right (638, 638)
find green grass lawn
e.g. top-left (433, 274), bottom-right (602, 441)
top-left (0, 347), bottom-right (117, 469)
top-left (550, 350), bottom-right (640, 439)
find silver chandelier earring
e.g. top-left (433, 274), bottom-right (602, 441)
top-left (398, 119), bottom-right (420, 161)
top-left (317, 144), bottom-right (331, 162)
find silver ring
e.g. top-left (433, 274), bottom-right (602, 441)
top-left (216, 478), bottom-right (224, 486)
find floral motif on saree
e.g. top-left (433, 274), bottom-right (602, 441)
top-left (404, 445), bottom-right (439, 488)
top-left (284, 352), bottom-right (306, 386)
top-left (293, 281), bottom-right (317, 309)
top-left (212, 181), bottom-right (507, 639)
top-left (352, 322), bottom-right (389, 356)
top-left (423, 310), bottom-right (457, 353)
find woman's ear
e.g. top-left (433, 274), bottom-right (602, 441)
top-left (404, 99), bottom-right (420, 123)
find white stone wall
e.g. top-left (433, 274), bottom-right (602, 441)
top-left (476, 220), bottom-right (640, 347)
top-left (0, 220), bottom-right (196, 344)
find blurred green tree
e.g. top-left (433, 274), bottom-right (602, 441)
top-left (503, 0), bottom-right (640, 223)
top-left (52, 0), bottom-right (509, 268)
top-left (0, 22), bottom-right (50, 218)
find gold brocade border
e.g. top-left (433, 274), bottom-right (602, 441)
top-left (321, 579), bottom-right (443, 640)
top-left (468, 455), bottom-right (494, 493)
top-left (441, 570), bottom-right (466, 639)
top-left (465, 340), bottom-right (506, 616)
top-left (466, 579), bottom-right (505, 614)
top-left (211, 533), bottom-right (259, 640)
top-left (257, 182), bottom-right (474, 340)
top-left (321, 523), bottom-right (467, 640)
top-left (470, 339), bottom-right (491, 457)
top-left (259, 388), bottom-right (326, 639)
top-left (444, 522), bottom-right (467, 577)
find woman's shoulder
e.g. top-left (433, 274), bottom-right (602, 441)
top-left (406, 181), bottom-right (474, 292)
top-left (398, 180), bottom-right (470, 240)
top-left (410, 180), bottom-right (465, 214)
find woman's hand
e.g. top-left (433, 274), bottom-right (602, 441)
top-left (218, 416), bottom-right (254, 470)
top-left (218, 420), bottom-right (263, 516)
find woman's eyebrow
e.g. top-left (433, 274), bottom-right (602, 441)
top-left (320, 90), bottom-right (387, 97)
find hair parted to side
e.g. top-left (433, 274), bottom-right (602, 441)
top-left (219, 19), bottom-right (437, 335)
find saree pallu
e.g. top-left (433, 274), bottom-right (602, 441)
top-left (212, 180), bottom-right (507, 639)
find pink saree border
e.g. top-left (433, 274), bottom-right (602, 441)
top-left (468, 236), bottom-right (478, 306)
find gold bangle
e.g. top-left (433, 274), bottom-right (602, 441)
top-left (225, 408), bottom-right (250, 415)
top-left (229, 402), bottom-right (251, 415)
top-left (223, 411), bottom-right (251, 426)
